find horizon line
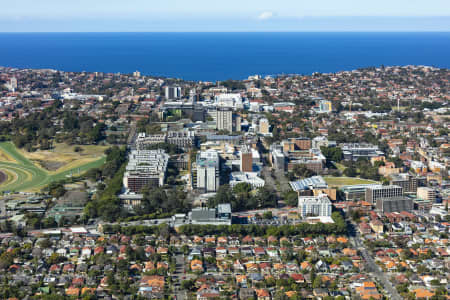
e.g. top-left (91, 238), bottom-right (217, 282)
top-left (1, 30), bottom-right (450, 33)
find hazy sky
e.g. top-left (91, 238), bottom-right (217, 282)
top-left (1, 0), bottom-right (450, 32)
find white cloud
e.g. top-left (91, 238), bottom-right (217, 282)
top-left (258, 11), bottom-right (274, 20)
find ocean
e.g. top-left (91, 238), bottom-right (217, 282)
top-left (0, 32), bottom-right (449, 81)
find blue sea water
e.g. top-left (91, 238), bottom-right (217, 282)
top-left (0, 32), bottom-right (449, 81)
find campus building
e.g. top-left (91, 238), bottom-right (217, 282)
top-left (258, 118), bottom-right (270, 135)
top-left (136, 131), bottom-right (196, 150)
top-left (376, 197), bottom-right (413, 213)
top-left (269, 144), bottom-right (286, 172)
top-left (240, 145), bottom-right (253, 172)
top-left (165, 86), bottom-right (181, 100)
top-left (341, 184), bottom-right (382, 201)
top-left (189, 203), bottom-right (232, 226)
top-left (193, 150), bottom-right (220, 193)
top-left (365, 185), bottom-right (403, 205)
top-left (123, 150), bottom-right (169, 193)
top-left (417, 187), bottom-right (436, 202)
top-left (215, 93), bottom-right (243, 109)
top-left (341, 143), bottom-right (384, 161)
top-left (298, 194), bottom-right (332, 218)
top-left (389, 173), bottom-right (419, 194)
top-left (229, 172), bottom-right (265, 189)
top-left (282, 138), bottom-right (312, 151)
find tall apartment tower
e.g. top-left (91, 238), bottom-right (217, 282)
top-left (195, 150), bottom-right (220, 192)
top-left (240, 145), bottom-right (253, 172)
top-left (9, 77), bottom-right (17, 92)
top-left (165, 86), bottom-right (181, 100)
top-left (259, 118), bottom-right (270, 135)
top-left (216, 108), bottom-right (233, 133)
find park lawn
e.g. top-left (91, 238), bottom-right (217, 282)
top-left (324, 176), bottom-right (379, 187)
top-left (0, 142), bottom-right (106, 192)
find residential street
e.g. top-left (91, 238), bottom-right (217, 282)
top-left (349, 223), bottom-right (402, 300)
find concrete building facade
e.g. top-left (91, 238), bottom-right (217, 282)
top-left (298, 194), bottom-right (332, 218)
top-left (365, 185), bottom-right (403, 205)
top-left (376, 197), bottom-right (413, 213)
top-left (195, 150), bottom-right (220, 193)
top-left (123, 150), bottom-right (169, 193)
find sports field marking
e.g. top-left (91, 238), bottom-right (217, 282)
top-left (0, 142), bottom-right (106, 192)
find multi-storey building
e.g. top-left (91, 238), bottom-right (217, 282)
top-left (258, 118), bottom-right (270, 135)
top-left (286, 148), bottom-right (326, 174)
top-left (230, 172), bottom-right (265, 189)
top-left (318, 100), bottom-right (333, 113)
top-left (136, 131), bottom-right (196, 150)
top-left (215, 108), bottom-right (234, 133)
top-left (376, 197), bottom-right (413, 213)
top-left (165, 86), bottom-right (181, 100)
top-left (341, 143), bottom-right (384, 161)
top-left (240, 145), bottom-right (253, 172)
top-left (298, 194), bottom-right (332, 218)
top-left (365, 185), bottom-right (403, 205)
top-left (215, 93), bottom-right (243, 109)
top-left (269, 144), bottom-right (286, 172)
top-left (390, 173), bottom-right (418, 193)
top-left (417, 187), bottom-right (436, 202)
top-left (194, 150), bottom-right (220, 192)
top-left (282, 138), bottom-right (312, 151)
top-left (189, 203), bottom-right (232, 226)
top-left (341, 184), bottom-right (382, 201)
top-left (123, 150), bottom-right (169, 193)
top-left (166, 131), bottom-right (196, 149)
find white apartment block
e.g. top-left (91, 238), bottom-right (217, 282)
top-left (298, 194), bottom-right (332, 218)
top-left (196, 150), bottom-right (220, 192)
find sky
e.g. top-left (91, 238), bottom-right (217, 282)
top-left (1, 0), bottom-right (449, 32)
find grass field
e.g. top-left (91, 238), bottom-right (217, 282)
top-left (0, 142), bottom-right (106, 192)
top-left (324, 176), bottom-right (379, 188)
top-left (18, 143), bottom-right (108, 173)
top-left (0, 149), bottom-right (16, 163)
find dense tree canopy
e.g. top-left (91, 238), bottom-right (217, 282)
top-left (208, 184), bottom-right (278, 212)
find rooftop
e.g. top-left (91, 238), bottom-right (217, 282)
top-left (290, 176), bottom-right (328, 192)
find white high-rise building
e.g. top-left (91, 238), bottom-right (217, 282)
top-left (8, 77), bottom-right (17, 91)
top-left (216, 108), bottom-right (233, 132)
top-left (298, 194), bottom-right (332, 218)
top-left (195, 150), bottom-right (220, 192)
top-left (165, 86), bottom-right (181, 100)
